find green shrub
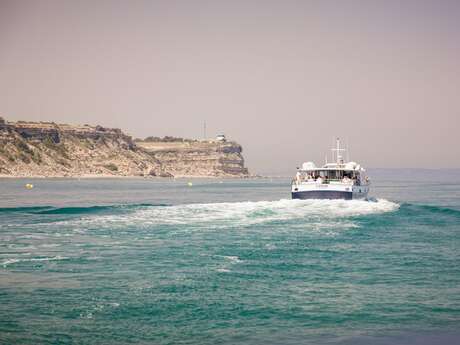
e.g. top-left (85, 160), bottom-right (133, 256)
top-left (55, 144), bottom-right (69, 159)
top-left (43, 136), bottom-right (69, 159)
top-left (81, 139), bottom-right (95, 149)
top-left (104, 163), bottom-right (118, 171)
top-left (43, 136), bottom-right (55, 148)
top-left (19, 153), bottom-right (31, 163)
top-left (15, 138), bottom-right (33, 155)
top-left (31, 150), bottom-right (42, 164)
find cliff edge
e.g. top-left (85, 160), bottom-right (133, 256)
top-left (0, 117), bottom-right (249, 178)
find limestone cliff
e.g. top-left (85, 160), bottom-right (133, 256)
top-left (136, 141), bottom-right (248, 178)
top-left (0, 117), bottom-right (249, 178)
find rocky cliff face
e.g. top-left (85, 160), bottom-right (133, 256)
top-left (0, 117), bottom-right (249, 178)
top-left (136, 141), bottom-right (249, 178)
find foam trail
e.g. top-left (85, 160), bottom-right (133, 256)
top-left (0, 203), bottom-right (169, 215)
top-left (75, 198), bottom-right (399, 230)
top-left (133, 198), bottom-right (398, 223)
top-left (1, 256), bottom-right (69, 267)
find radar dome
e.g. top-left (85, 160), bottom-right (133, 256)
top-left (302, 162), bottom-right (316, 170)
top-left (345, 162), bottom-right (357, 170)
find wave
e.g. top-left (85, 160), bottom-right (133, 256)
top-left (1, 255), bottom-right (69, 267)
top-left (415, 204), bottom-right (460, 218)
top-left (0, 206), bottom-right (54, 213)
top-left (395, 203), bottom-right (460, 219)
top-left (0, 203), bottom-right (169, 215)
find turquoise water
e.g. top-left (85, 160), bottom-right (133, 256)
top-left (1, 170), bottom-right (460, 344)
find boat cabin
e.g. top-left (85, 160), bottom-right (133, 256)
top-left (297, 167), bottom-right (364, 185)
top-left (296, 158), bottom-right (367, 185)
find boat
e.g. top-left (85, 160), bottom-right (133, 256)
top-left (291, 138), bottom-right (370, 200)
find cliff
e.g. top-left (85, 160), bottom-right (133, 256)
top-left (137, 141), bottom-right (248, 178)
top-left (0, 117), bottom-right (249, 178)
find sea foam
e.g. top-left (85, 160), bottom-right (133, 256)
top-left (75, 198), bottom-right (399, 231)
top-left (1, 255), bottom-right (69, 267)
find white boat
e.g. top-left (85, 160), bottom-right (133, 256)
top-left (291, 138), bottom-right (370, 200)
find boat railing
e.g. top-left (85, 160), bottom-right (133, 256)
top-left (292, 178), bottom-right (361, 185)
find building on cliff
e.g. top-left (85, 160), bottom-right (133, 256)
top-left (215, 134), bottom-right (226, 142)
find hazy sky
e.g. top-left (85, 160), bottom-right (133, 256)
top-left (1, 0), bottom-right (459, 173)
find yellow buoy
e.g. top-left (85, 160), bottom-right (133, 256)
top-left (187, 182), bottom-right (193, 187)
top-left (25, 183), bottom-right (34, 189)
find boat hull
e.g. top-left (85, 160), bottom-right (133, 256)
top-left (292, 190), bottom-right (353, 200)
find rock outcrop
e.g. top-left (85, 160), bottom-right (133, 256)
top-left (0, 117), bottom-right (249, 178)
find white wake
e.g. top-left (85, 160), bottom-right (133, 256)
top-left (77, 198), bottom-right (399, 230)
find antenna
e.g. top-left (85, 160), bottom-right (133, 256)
top-left (346, 137), bottom-right (350, 162)
top-left (330, 137), bottom-right (334, 164)
top-left (336, 138), bottom-right (341, 163)
top-left (203, 121), bottom-right (207, 140)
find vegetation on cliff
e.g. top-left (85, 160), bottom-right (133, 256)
top-left (137, 136), bottom-right (197, 143)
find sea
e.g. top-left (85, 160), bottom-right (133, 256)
top-left (0, 169), bottom-right (459, 345)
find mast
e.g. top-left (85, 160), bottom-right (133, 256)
top-left (331, 138), bottom-right (346, 165)
top-left (336, 138), bottom-right (341, 164)
top-left (346, 137), bottom-right (350, 162)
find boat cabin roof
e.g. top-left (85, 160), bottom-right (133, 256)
top-left (300, 163), bottom-right (364, 172)
top-left (300, 168), bottom-right (361, 172)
